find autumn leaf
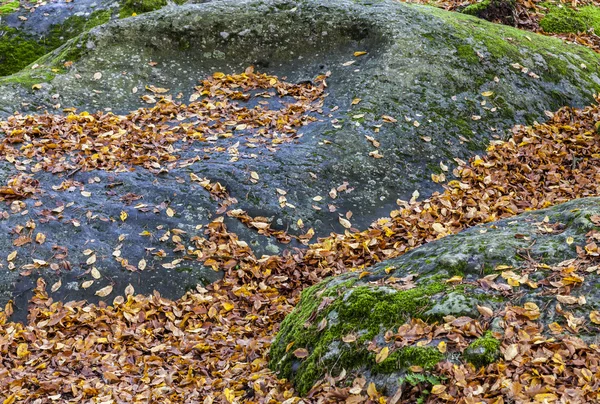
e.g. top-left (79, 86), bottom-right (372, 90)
top-left (51, 279), bottom-right (62, 293)
top-left (95, 285), bottom-right (113, 297)
top-left (16, 343), bottom-right (29, 358)
top-left (375, 347), bottom-right (389, 363)
top-left (293, 348), bottom-right (309, 358)
top-left (339, 217), bottom-right (352, 229)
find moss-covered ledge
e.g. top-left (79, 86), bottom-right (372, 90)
top-left (270, 197), bottom-right (600, 395)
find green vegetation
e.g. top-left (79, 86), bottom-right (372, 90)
top-left (540, 4), bottom-right (600, 34)
top-left (462, 0), bottom-right (492, 16)
top-left (270, 280), bottom-right (449, 395)
top-left (0, 0), bottom-right (19, 15)
top-left (119, 0), bottom-right (186, 18)
top-left (373, 347), bottom-right (444, 374)
top-left (0, 10), bottom-right (110, 77)
top-left (462, 331), bottom-right (501, 367)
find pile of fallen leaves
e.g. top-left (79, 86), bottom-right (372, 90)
top-left (1, 76), bottom-right (600, 403)
top-left (0, 66), bottom-right (326, 174)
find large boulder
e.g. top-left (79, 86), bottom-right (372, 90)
top-left (0, 0), bottom-right (600, 320)
top-left (270, 197), bottom-right (600, 395)
top-left (0, 0), bottom-right (192, 77)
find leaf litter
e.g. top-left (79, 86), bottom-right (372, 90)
top-left (2, 69), bottom-right (600, 402)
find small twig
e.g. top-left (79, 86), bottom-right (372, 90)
top-left (66, 166), bottom-right (82, 178)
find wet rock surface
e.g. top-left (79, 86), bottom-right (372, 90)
top-left (270, 197), bottom-right (600, 394)
top-left (1, 0), bottom-right (600, 320)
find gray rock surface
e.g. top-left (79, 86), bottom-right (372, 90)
top-left (0, 0), bottom-right (600, 320)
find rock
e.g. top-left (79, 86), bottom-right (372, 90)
top-left (269, 197), bottom-right (600, 395)
top-left (0, 0), bottom-right (599, 320)
top-left (0, 0), bottom-right (189, 77)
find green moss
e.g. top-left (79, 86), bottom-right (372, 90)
top-left (0, 0), bottom-right (19, 15)
top-left (455, 44), bottom-right (480, 65)
top-left (462, 331), bottom-right (501, 367)
top-left (0, 27), bottom-right (47, 77)
top-left (0, 10), bottom-right (109, 78)
top-left (47, 9), bottom-right (112, 47)
top-left (0, 33), bottom-right (89, 87)
top-left (462, 0), bottom-right (491, 16)
top-left (270, 281), bottom-right (448, 395)
top-left (431, 6), bottom-right (600, 86)
top-left (540, 5), bottom-right (600, 34)
top-left (373, 347), bottom-right (444, 374)
top-left (119, 0), bottom-right (185, 18)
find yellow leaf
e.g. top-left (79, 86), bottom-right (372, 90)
top-left (351, 98), bottom-right (361, 105)
top-left (367, 382), bottom-right (378, 398)
top-left (3, 394), bottom-right (16, 404)
top-left (437, 341), bottom-right (447, 353)
top-left (354, 51), bottom-right (367, 57)
top-left (375, 346), bottom-right (389, 363)
top-left (222, 302), bottom-right (234, 312)
top-left (166, 207), bottom-right (175, 217)
top-left (17, 343), bottom-right (29, 358)
top-left (224, 388), bottom-right (235, 403)
top-left (86, 254), bottom-right (97, 265)
top-left (250, 171), bottom-right (259, 180)
top-left (445, 275), bottom-right (463, 284)
top-left (590, 311), bottom-right (600, 324)
top-left (431, 385), bottom-right (446, 395)
top-left (120, 211), bottom-right (128, 221)
top-left (534, 393), bottom-right (558, 402)
top-left (81, 280), bottom-right (94, 289)
top-left (31, 84), bottom-right (42, 90)
top-left (7, 251), bottom-right (16, 262)
top-left (566, 236), bottom-right (574, 245)
top-left (95, 285), bottom-right (113, 297)
top-left (35, 233), bottom-right (46, 244)
top-left (481, 91), bottom-right (494, 97)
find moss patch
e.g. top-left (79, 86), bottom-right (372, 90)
top-left (0, 9), bottom-right (110, 78)
top-left (373, 347), bottom-right (444, 374)
top-left (119, 0), bottom-right (186, 18)
top-left (270, 281), bottom-right (448, 395)
top-left (540, 4), bottom-right (600, 34)
top-left (462, 331), bottom-right (501, 367)
top-left (0, 0), bottom-right (19, 15)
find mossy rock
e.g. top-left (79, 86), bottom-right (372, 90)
top-left (463, 331), bottom-right (501, 367)
top-left (1, 0), bottom-right (600, 324)
top-left (270, 197), bottom-right (600, 394)
top-left (1, 0), bottom-right (600, 239)
top-left (461, 0), bottom-right (516, 26)
top-left (0, 0), bottom-right (189, 78)
top-left (540, 4), bottom-right (600, 34)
